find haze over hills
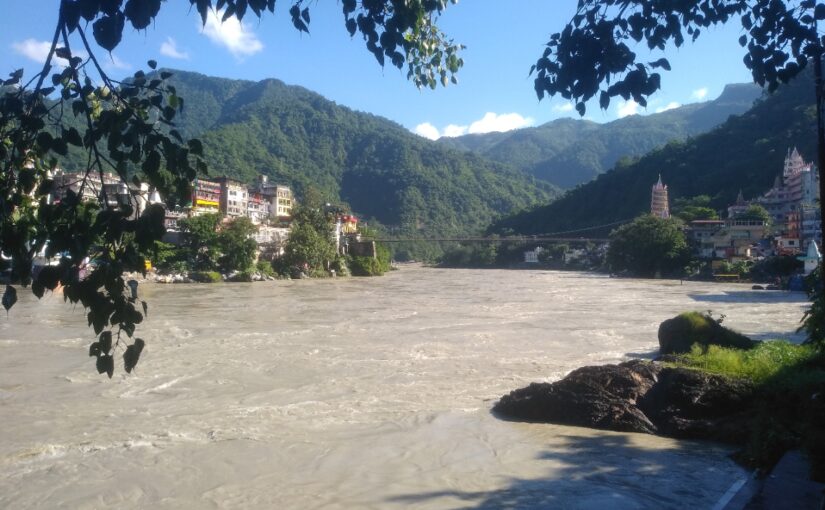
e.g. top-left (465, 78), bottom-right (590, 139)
top-left (439, 83), bottom-right (762, 189)
top-left (488, 69), bottom-right (818, 238)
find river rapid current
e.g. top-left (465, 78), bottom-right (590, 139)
top-left (0, 266), bottom-right (810, 509)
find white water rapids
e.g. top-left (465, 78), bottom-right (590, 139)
top-left (0, 266), bottom-right (810, 509)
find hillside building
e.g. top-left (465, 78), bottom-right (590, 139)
top-left (650, 175), bottom-right (670, 219)
top-left (756, 147), bottom-right (819, 228)
top-left (247, 190), bottom-right (269, 224)
top-left (217, 177), bottom-right (248, 218)
top-left (191, 178), bottom-right (222, 215)
top-left (694, 218), bottom-right (768, 262)
top-left (273, 185), bottom-right (294, 218)
top-left (726, 190), bottom-right (750, 219)
top-left (251, 175), bottom-right (294, 220)
top-left (52, 170), bottom-right (120, 203)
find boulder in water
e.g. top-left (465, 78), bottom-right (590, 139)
top-left (493, 360), bottom-right (755, 443)
top-left (658, 311), bottom-right (755, 354)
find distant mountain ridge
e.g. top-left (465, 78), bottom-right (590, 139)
top-left (439, 83), bottom-right (762, 189)
top-left (488, 70), bottom-right (817, 237)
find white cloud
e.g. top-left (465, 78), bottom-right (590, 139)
top-left (468, 112), bottom-right (534, 134)
top-left (12, 39), bottom-right (52, 63)
top-left (655, 101), bottom-right (681, 113)
top-left (11, 38), bottom-right (86, 66)
top-left (160, 37), bottom-right (189, 60)
top-left (443, 124), bottom-right (468, 137)
top-left (616, 99), bottom-right (640, 118)
top-left (552, 102), bottom-right (575, 113)
top-left (414, 122), bottom-right (440, 140)
top-left (413, 112), bottom-right (534, 140)
top-left (202, 8), bottom-right (264, 58)
top-left (691, 87), bottom-right (708, 100)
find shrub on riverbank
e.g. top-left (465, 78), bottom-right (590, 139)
top-left (672, 341), bottom-right (825, 477)
top-left (676, 341), bottom-right (821, 384)
top-left (189, 271), bottom-right (222, 283)
top-left (349, 244), bottom-right (391, 276)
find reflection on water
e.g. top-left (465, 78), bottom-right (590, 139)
top-left (0, 267), bottom-right (808, 508)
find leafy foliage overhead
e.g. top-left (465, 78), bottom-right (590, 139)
top-left (533, 0), bottom-right (825, 115)
top-left (63, 0), bottom-right (464, 90)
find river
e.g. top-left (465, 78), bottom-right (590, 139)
top-left (0, 266), bottom-right (810, 509)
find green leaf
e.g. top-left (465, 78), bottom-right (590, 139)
top-left (63, 127), bottom-right (83, 147)
top-left (96, 355), bottom-right (114, 378)
top-left (92, 12), bottom-right (126, 52)
top-left (36, 132), bottom-right (54, 152)
top-left (2, 286), bottom-right (17, 312)
top-left (123, 338), bottom-right (145, 373)
top-left (188, 138), bottom-right (203, 156)
top-left (99, 331), bottom-right (113, 354)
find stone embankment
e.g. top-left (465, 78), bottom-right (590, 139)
top-left (124, 271), bottom-right (278, 284)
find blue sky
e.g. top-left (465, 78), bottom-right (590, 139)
top-left (2, 1), bottom-right (754, 139)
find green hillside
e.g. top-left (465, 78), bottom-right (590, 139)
top-left (440, 83), bottom-right (761, 189)
top-left (58, 70), bottom-right (557, 242)
top-left (488, 71), bottom-right (817, 237)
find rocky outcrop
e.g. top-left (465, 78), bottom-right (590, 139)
top-left (658, 311), bottom-right (756, 354)
top-left (493, 360), bottom-right (755, 443)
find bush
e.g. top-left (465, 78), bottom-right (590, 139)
top-left (189, 271), bottom-right (222, 283)
top-left (349, 256), bottom-right (384, 276)
top-left (256, 260), bottom-right (276, 277)
top-left (677, 341), bottom-right (820, 384)
top-left (227, 271), bottom-right (254, 282)
top-left (349, 244), bottom-right (391, 276)
top-left (800, 265), bottom-right (825, 347)
top-left (672, 341), bottom-right (825, 474)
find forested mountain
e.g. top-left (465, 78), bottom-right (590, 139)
top-left (439, 83), bottom-right (761, 189)
top-left (59, 70), bottom-right (557, 242)
top-left (488, 70), bottom-right (817, 237)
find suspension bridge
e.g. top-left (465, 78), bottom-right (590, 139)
top-left (373, 218), bottom-right (632, 244)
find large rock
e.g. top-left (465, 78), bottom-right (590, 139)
top-left (493, 360), bottom-right (659, 433)
top-left (493, 360), bottom-right (755, 444)
top-left (658, 311), bottom-right (755, 354)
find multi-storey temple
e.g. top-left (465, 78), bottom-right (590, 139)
top-left (756, 147), bottom-right (820, 252)
top-left (650, 175), bottom-right (670, 218)
top-left (757, 147), bottom-right (819, 226)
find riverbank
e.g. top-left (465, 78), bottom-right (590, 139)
top-left (493, 309), bottom-right (825, 492)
